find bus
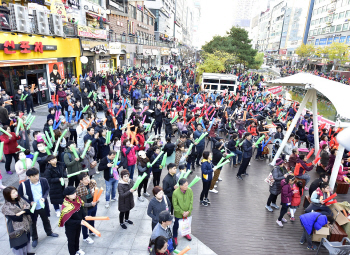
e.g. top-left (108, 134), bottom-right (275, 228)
top-left (201, 73), bottom-right (238, 93)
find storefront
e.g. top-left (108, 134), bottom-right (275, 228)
top-left (160, 47), bottom-right (170, 65)
top-left (152, 49), bottom-right (160, 68)
top-left (81, 40), bottom-right (109, 75)
top-left (0, 33), bottom-right (81, 107)
top-left (142, 49), bottom-right (152, 69)
top-left (109, 42), bottom-right (122, 70)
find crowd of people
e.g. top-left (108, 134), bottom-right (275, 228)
top-left (0, 63), bottom-right (349, 254)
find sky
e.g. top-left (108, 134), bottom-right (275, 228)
top-left (196, 0), bottom-right (270, 48)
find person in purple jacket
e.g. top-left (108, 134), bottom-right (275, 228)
top-left (299, 212), bottom-right (334, 250)
top-left (276, 175), bottom-right (295, 227)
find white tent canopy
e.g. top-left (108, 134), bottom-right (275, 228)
top-left (264, 72), bottom-right (350, 119)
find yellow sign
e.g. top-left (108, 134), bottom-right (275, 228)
top-left (126, 53), bottom-right (130, 59)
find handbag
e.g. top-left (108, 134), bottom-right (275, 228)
top-left (178, 216), bottom-right (192, 236)
top-left (264, 172), bottom-right (275, 186)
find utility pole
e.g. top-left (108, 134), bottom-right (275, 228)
top-left (193, 49), bottom-right (197, 85)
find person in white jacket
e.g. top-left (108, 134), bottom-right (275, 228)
top-left (76, 118), bottom-right (87, 149)
top-left (15, 151), bottom-right (33, 184)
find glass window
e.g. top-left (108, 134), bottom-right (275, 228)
top-left (346, 10), bottom-right (350, 17)
top-left (330, 25), bottom-right (335, 32)
top-left (203, 79), bottom-right (219, 83)
top-left (319, 17), bottom-right (324, 23)
top-left (343, 23), bottom-right (349, 31)
top-left (324, 16), bottom-right (328, 22)
top-left (339, 12), bottom-right (345, 19)
top-left (322, 27), bottom-right (326, 34)
top-left (311, 20), bottom-right (315, 26)
top-left (315, 19), bottom-right (319, 25)
top-left (334, 13), bottom-right (338, 20)
top-left (0, 68), bottom-right (12, 95)
top-left (322, 6), bottom-right (326, 13)
top-left (336, 24), bottom-right (342, 31)
top-left (318, 28), bottom-right (321, 34)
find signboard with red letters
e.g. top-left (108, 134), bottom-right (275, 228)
top-left (0, 41), bottom-right (57, 54)
top-left (268, 86), bottom-right (283, 94)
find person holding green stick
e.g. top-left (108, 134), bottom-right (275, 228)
top-left (64, 141), bottom-right (83, 187)
top-left (97, 129), bottom-right (111, 161)
top-left (200, 151), bottom-right (215, 206)
top-left (237, 132), bottom-right (256, 181)
top-left (0, 125), bottom-right (21, 175)
top-left (150, 147), bottom-right (164, 187)
top-left (118, 169), bottom-right (135, 230)
top-left (209, 142), bottom-right (226, 194)
top-left (15, 151), bottom-right (33, 184)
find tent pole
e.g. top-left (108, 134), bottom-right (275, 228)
top-left (312, 89), bottom-right (320, 156)
top-left (329, 145), bottom-right (344, 190)
top-left (271, 89), bottom-right (313, 165)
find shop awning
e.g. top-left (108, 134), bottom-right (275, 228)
top-left (0, 58), bottom-right (57, 67)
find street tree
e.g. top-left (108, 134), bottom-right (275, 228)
top-left (326, 42), bottom-right (350, 68)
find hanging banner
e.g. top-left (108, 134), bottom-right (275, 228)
top-left (48, 62), bottom-right (65, 83)
top-left (38, 76), bottom-right (48, 91)
top-left (78, 25), bottom-right (107, 39)
top-left (268, 86), bottom-right (282, 94)
top-left (50, 0), bottom-right (68, 22)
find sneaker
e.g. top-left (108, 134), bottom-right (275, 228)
top-left (95, 171), bottom-right (100, 175)
top-left (271, 203), bottom-right (279, 209)
top-left (111, 197), bottom-right (117, 202)
top-left (304, 186), bottom-right (309, 191)
top-left (77, 249), bottom-right (85, 255)
top-left (56, 210), bottom-right (60, 218)
top-left (214, 185), bottom-right (217, 188)
top-left (200, 200), bottom-right (208, 206)
top-left (138, 196), bottom-right (145, 202)
top-left (276, 220), bottom-right (283, 227)
top-left (174, 237), bottom-right (178, 246)
top-left (125, 220), bottom-right (133, 225)
top-left (209, 189), bottom-right (218, 193)
top-left (83, 237), bottom-right (94, 244)
top-left (290, 217), bottom-right (295, 222)
top-left (32, 240), bottom-right (38, 248)
top-left (265, 205), bottom-right (273, 212)
top-left (120, 223), bottom-right (127, 229)
top-left (6, 171), bottom-right (13, 175)
top-left (300, 241), bottom-right (305, 245)
top-left (143, 192), bottom-right (151, 197)
top-left (281, 218), bottom-right (287, 223)
top-left (184, 234), bottom-right (192, 241)
top-left (204, 198), bottom-right (211, 204)
top-left (236, 176), bottom-right (243, 180)
top-left (259, 158), bottom-right (264, 161)
top-left (90, 233), bottom-right (98, 237)
top-left (307, 246), bottom-right (317, 251)
top-left (242, 173), bottom-right (249, 176)
top-left (218, 177), bottom-right (223, 181)
top-left (105, 202), bottom-right (110, 208)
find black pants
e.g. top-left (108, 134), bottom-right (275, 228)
top-left (5, 153), bottom-right (17, 172)
top-left (237, 157), bottom-right (251, 177)
top-left (17, 102), bottom-right (25, 113)
top-left (166, 195), bottom-right (174, 215)
top-left (278, 203), bottom-right (290, 221)
top-left (138, 177), bottom-right (148, 197)
top-left (152, 221), bottom-right (157, 230)
top-left (60, 101), bottom-right (67, 115)
top-left (26, 100), bottom-right (35, 114)
top-left (69, 129), bottom-right (77, 142)
top-left (196, 147), bottom-right (204, 165)
top-left (153, 172), bottom-right (161, 187)
top-left (134, 99), bottom-right (138, 106)
top-left (119, 210), bottom-right (130, 224)
top-left (109, 93), bottom-right (114, 101)
top-left (154, 121), bottom-right (162, 135)
top-left (68, 175), bottom-right (80, 188)
top-left (200, 181), bottom-right (211, 201)
top-left (32, 208), bottom-right (53, 240)
top-left (65, 226), bottom-right (81, 255)
top-left (267, 193), bottom-right (278, 206)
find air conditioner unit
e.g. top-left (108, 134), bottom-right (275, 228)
top-left (9, 4), bottom-right (31, 33)
top-left (49, 14), bottom-right (64, 37)
top-left (33, 10), bottom-right (50, 36)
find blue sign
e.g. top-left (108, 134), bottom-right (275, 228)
top-left (340, 36), bottom-right (346, 43)
top-left (347, 36), bottom-right (350, 44)
top-left (315, 39), bottom-right (319, 45)
top-left (327, 38), bottom-right (333, 45)
top-left (319, 38), bottom-right (327, 45)
top-left (334, 37), bottom-right (339, 43)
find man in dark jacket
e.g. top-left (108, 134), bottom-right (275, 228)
top-left (237, 133), bottom-right (255, 180)
top-left (226, 133), bottom-right (242, 166)
top-left (98, 150), bottom-right (117, 208)
top-left (0, 100), bottom-right (9, 124)
top-left (14, 89), bottom-right (24, 112)
top-left (162, 163), bottom-right (178, 214)
top-left (84, 127), bottom-right (99, 160)
top-left (23, 86), bottom-right (35, 114)
top-left (154, 104), bottom-right (163, 135)
top-left (194, 124), bottom-right (205, 166)
top-left (73, 83), bottom-right (82, 103)
top-left (18, 168), bottom-right (59, 247)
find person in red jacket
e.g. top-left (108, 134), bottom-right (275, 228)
top-left (136, 128), bottom-right (146, 151)
top-left (247, 122), bottom-right (258, 136)
top-left (288, 181), bottom-right (303, 221)
top-left (122, 139), bottom-right (139, 180)
top-left (0, 125), bottom-right (21, 174)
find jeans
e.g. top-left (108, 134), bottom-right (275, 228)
top-left (255, 144), bottom-right (263, 159)
top-left (82, 205), bottom-right (97, 239)
top-left (32, 208), bottom-right (53, 240)
top-left (237, 157), bottom-right (251, 177)
top-left (127, 165), bottom-right (135, 180)
top-left (154, 121), bottom-right (162, 135)
top-left (305, 203), bottom-right (333, 216)
top-left (232, 150), bottom-right (242, 164)
top-left (173, 217), bottom-right (180, 238)
top-left (300, 227), bottom-right (313, 247)
top-left (165, 133), bottom-right (171, 139)
top-left (196, 147), bottom-right (204, 165)
top-left (278, 203), bottom-right (290, 221)
top-left (186, 160), bottom-right (195, 171)
top-left (200, 181), bottom-right (211, 200)
top-left (105, 178), bottom-right (118, 202)
top-left (267, 193), bottom-right (279, 206)
top-left (297, 173), bottom-right (311, 185)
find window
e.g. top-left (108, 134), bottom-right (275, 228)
top-left (334, 13), bottom-right (338, 20)
top-left (339, 12), bottom-right (345, 19)
top-left (318, 28), bottom-right (321, 34)
top-left (346, 10), bottom-right (350, 18)
top-left (311, 20), bottom-right (315, 26)
top-left (129, 5), bottom-right (136, 19)
top-left (322, 6), bottom-right (326, 13)
top-left (330, 25), bottom-right (335, 32)
top-left (322, 27), bottom-right (326, 34)
top-left (324, 16), bottom-right (328, 22)
top-left (336, 24), bottom-right (342, 31)
top-left (343, 23), bottom-right (349, 31)
top-left (319, 17), bottom-right (324, 23)
top-left (314, 29), bottom-right (318, 35)
top-left (137, 10), bottom-right (142, 21)
top-left (315, 19), bottom-right (319, 25)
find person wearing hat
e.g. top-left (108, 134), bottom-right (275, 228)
top-left (209, 141), bottom-right (226, 194)
top-left (150, 210), bottom-right (176, 253)
top-left (18, 168), bottom-right (59, 248)
top-left (265, 158), bottom-right (289, 212)
top-left (59, 186), bottom-right (86, 255)
top-left (23, 85), bottom-right (35, 114)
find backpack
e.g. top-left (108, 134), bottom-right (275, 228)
top-left (60, 151), bottom-right (72, 168)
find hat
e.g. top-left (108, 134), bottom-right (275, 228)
top-left (138, 150), bottom-right (146, 159)
top-left (275, 158), bottom-right (285, 166)
top-left (63, 186), bottom-right (76, 196)
top-left (158, 210), bottom-right (173, 223)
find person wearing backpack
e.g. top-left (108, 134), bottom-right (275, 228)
top-left (265, 158), bottom-right (289, 212)
top-left (64, 141), bottom-right (83, 188)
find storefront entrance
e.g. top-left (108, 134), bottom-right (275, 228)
top-left (26, 70), bottom-right (50, 105)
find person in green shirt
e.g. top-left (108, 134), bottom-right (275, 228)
top-left (172, 178), bottom-right (193, 245)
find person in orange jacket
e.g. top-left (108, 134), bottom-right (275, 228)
top-left (247, 122), bottom-right (258, 136)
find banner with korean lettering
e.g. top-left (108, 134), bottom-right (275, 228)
top-left (48, 62), bottom-right (65, 84)
top-left (78, 25), bottom-right (107, 40)
top-left (268, 86), bottom-right (282, 94)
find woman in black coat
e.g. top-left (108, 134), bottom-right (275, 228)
top-left (98, 129), bottom-right (111, 160)
top-left (164, 113), bottom-right (173, 139)
top-left (296, 124), bottom-right (309, 147)
top-left (44, 155), bottom-right (67, 217)
top-left (82, 88), bottom-right (89, 106)
top-left (118, 170), bottom-right (135, 229)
